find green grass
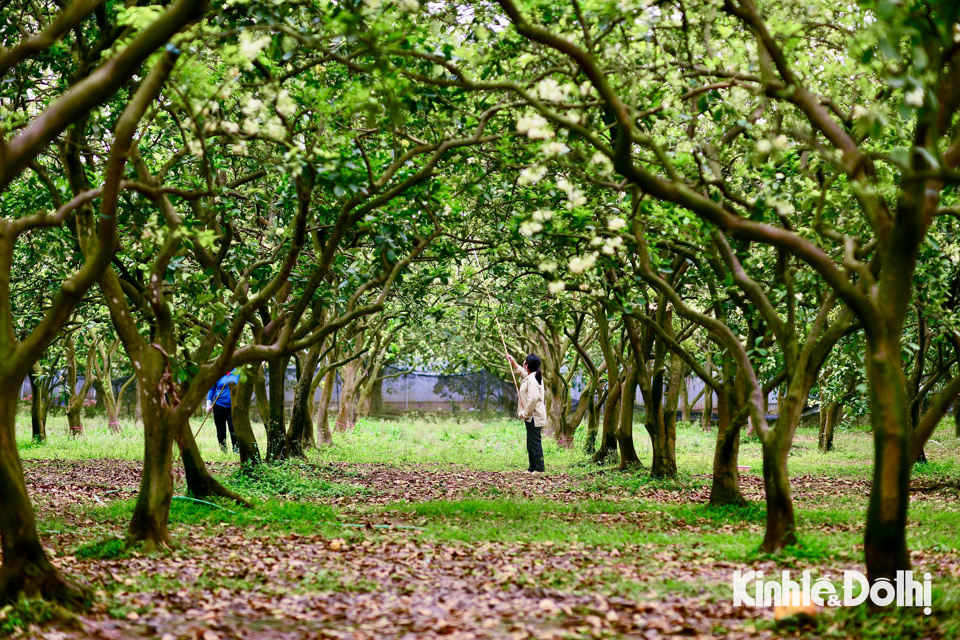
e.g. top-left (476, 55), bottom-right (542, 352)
top-left (18, 408), bottom-right (960, 480)
top-left (15, 410), bottom-right (960, 638)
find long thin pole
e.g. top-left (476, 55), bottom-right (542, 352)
top-left (471, 250), bottom-right (519, 395)
top-left (194, 377), bottom-right (229, 438)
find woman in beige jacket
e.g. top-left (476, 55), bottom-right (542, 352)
top-left (505, 352), bottom-right (547, 473)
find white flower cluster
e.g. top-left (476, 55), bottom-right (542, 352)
top-left (541, 141), bottom-right (570, 156)
top-left (516, 112), bottom-right (554, 139)
top-left (276, 90), bottom-right (296, 118)
top-left (591, 151), bottom-right (614, 176)
top-left (556, 178), bottom-right (586, 210)
top-left (536, 78), bottom-right (568, 102)
top-left (539, 260), bottom-right (557, 273)
top-left (518, 165), bottom-right (547, 185)
top-left (548, 280), bottom-right (566, 294)
top-left (238, 31), bottom-right (271, 64)
top-left (568, 252), bottom-right (597, 273)
top-left (602, 236), bottom-right (623, 255)
top-left (532, 209), bottom-right (553, 222)
top-left (905, 86), bottom-right (924, 107)
top-left (607, 216), bottom-right (626, 231)
top-left (519, 220), bottom-right (543, 237)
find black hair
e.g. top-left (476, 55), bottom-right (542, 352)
top-left (524, 354), bottom-right (542, 384)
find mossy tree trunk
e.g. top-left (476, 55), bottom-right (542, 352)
top-left (230, 367), bottom-right (261, 465)
top-left (265, 355), bottom-right (291, 461)
top-left (287, 343), bottom-right (321, 458)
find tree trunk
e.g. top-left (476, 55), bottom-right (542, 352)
top-left (702, 385), bottom-right (713, 430)
top-left (680, 377), bottom-right (690, 423)
top-left (265, 355), bottom-right (290, 461)
top-left (28, 371), bottom-right (46, 443)
top-left (617, 366), bottom-right (642, 470)
top-left (66, 406), bottom-right (83, 436)
top-left (954, 400), bottom-right (960, 438)
top-left (315, 369), bottom-right (335, 445)
top-left (134, 381), bottom-right (142, 427)
top-left (126, 373), bottom-right (177, 550)
top-left (709, 383), bottom-right (747, 506)
top-left (368, 376), bottom-right (384, 417)
top-left (176, 418), bottom-right (251, 506)
top-left (760, 436), bottom-right (797, 552)
top-left (335, 360), bottom-right (361, 431)
top-left (758, 371), bottom-right (817, 551)
top-left (818, 401), bottom-right (841, 452)
top-left (583, 390), bottom-right (602, 454)
top-left (254, 364), bottom-right (269, 424)
top-left (231, 368), bottom-right (261, 466)
top-left (702, 347), bottom-right (714, 430)
top-left (287, 344), bottom-right (321, 458)
top-left (592, 380), bottom-right (621, 464)
top-left (863, 336), bottom-right (911, 584)
top-left (643, 370), bottom-right (677, 477)
top-left (0, 385), bottom-right (87, 603)
top-left (104, 396), bottom-right (121, 433)
top-left (544, 375), bottom-right (564, 442)
top-left (64, 335), bottom-right (92, 437)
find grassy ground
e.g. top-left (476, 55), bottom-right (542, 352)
top-left (10, 410), bottom-right (960, 639)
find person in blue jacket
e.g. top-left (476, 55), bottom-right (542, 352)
top-left (206, 369), bottom-right (240, 453)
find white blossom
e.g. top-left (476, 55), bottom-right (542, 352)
top-left (556, 177), bottom-right (572, 192)
top-left (905, 86), bottom-right (924, 107)
top-left (276, 90), bottom-right (296, 117)
top-left (238, 32), bottom-right (271, 62)
top-left (852, 105), bottom-right (869, 119)
top-left (539, 260), bottom-right (557, 273)
top-left (568, 252), bottom-right (597, 273)
top-left (519, 221), bottom-right (543, 237)
top-left (243, 98), bottom-right (264, 116)
top-left (536, 78), bottom-right (567, 102)
top-left (518, 165), bottom-right (547, 185)
top-left (591, 151), bottom-right (613, 175)
top-left (602, 236), bottom-right (624, 255)
top-left (590, 236), bottom-right (604, 246)
top-left (532, 209), bottom-right (553, 222)
top-left (566, 188), bottom-right (586, 209)
top-left (756, 139), bottom-right (773, 154)
top-left (548, 280), bottom-right (566, 294)
top-left (398, 0), bottom-right (419, 10)
top-left (242, 118), bottom-right (260, 135)
top-left (186, 140), bottom-right (202, 156)
top-left (231, 141), bottom-right (248, 154)
top-left (541, 141), bottom-right (570, 156)
top-left (516, 113), bottom-right (554, 139)
top-left (221, 121), bottom-right (240, 134)
top-left (607, 217), bottom-right (626, 231)
top-left (265, 117), bottom-right (286, 139)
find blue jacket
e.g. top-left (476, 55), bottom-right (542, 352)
top-left (207, 371), bottom-right (239, 408)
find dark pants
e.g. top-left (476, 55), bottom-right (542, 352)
top-left (213, 404), bottom-right (237, 451)
top-left (525, 421), bottom-right (545, 472)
